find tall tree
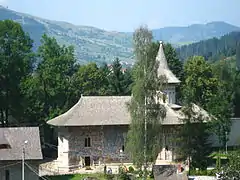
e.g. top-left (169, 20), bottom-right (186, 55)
top-left (108, 58), bottom-right (125, 95)
top-left (21, 34), bottom-right (78, 123)
top-left (177, 105), bottom-right (211, 170)
top-left (0, 20), bottom-right (34, 126)
top-left (126, 26), bottom-right (167, 173)
top-left (210, 60), bottom-right (234, 147)
top-left (178, 56), bottom-right (218, 170)
top-left (72, 62), bottom-right (106, 96)
top-left (181, 56), bottom-right (219, 109)
top-left (236, 43), bottom-right (240, 71)
top-left (108, 58), bottom-right (133, 95)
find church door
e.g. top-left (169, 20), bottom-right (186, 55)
top-left (85, 156), bottom-right (91, 166)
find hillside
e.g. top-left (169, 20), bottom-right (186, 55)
top-left (1, 5), bottom-right (240, 64)
top-left (152, 21), bottom-right (240, 45)
top-left (0, 6), bottom-right (133, 64)
top-left (176, 31), bottom-right (240, 62)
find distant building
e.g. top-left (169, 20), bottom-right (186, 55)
top-left (0, 127), bottom-right (43, 180)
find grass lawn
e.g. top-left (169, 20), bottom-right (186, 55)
top-left (45, 173), bottom-right (154, 180)
top-left (45, 174), bottom-right (106, 180)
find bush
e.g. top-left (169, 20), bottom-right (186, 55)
top-left (128, 166), bottom-right (135, 173)
top-left (104, 174), bottom-right (115, 180)
top-left (118, 172), bottom-right (131, 180)
top-left (189, 169), bottom-right (216, 176)
top-left (138, 170), bottom-right (143, 177)
top-left (149, 170), bottom-right (154, 178)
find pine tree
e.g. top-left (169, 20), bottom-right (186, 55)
top-left (236, 43), bottom-right (240, 71)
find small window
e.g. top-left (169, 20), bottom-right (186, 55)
top-left (84, 137), bottom-right (91, 147)
top-left (5, 170), bottom-right (9, 180)
top-left (122, 145), bottom-right (125, 152)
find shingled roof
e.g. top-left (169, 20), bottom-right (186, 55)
top-left (156, 41), bottom-right (181, 84)
top-left (48, 96), bottom-right (132, 126)
top-left (47, 96), bottom-right (211, 126)
top-left (0, 127), bottom-right (43, 161)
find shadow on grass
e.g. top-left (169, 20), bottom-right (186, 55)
top-left (43, 174), bottom-right (75, 180)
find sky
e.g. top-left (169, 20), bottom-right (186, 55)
top-left (0, 0), bottom-right (240, 32)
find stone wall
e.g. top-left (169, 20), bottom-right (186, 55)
top-left (0, 161), bottom-right (40, 180)
top-left (57, 125), bottom-right (128, 167)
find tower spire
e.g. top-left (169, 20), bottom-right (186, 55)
top-left (156, 41), bottom-right (180, 84)
top-left (156, 41), bottom-right (169, 70)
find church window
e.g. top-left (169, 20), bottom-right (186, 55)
top-left (85, 137), bottom-right (91, 147)
top-left (122, 145), bottom-right (125, 152)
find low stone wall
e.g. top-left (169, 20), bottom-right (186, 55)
top-left (188, 176), bottom-right (216, 180)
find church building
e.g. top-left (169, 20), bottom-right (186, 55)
top-left (47, 41), bottom-right (210, 171)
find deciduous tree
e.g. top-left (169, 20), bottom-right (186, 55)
top-left (0, 20), bottom-right (34, 126)
top-left (126, 26), bottom-right (167, 171)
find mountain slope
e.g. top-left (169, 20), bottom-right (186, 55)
top-left (1, 5), bottom-right (240, 64)
top-left (0, 6), bottom-right (133, 64)
top-left (151, 21), bottom-right (240, 45)
top-left (176, 31), bottom-right (240, 62)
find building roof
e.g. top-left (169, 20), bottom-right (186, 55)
top-left (47, 96), bottom-right (211, 126)
top-left (48, 96), bottom-right (132, 126)
top-left (156, 41), bottom-right (181, 84)
top-left (0, 127), bottom-right (43, 161)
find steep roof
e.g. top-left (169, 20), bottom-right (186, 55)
top-left (48, 96), bottom-right (132, 126)
top-left (47, 96), bottom-right (210, 126)
top-left (156, 41), bottom-right (181, 84)
top-left (0, 127), bottom-right (43, 161)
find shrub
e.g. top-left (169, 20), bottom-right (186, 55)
top-left (149, 170), bottom-right (154, 178)
top-left (189, 169), bottom-right (216, 176)
top-left (118, 172), bottom-right (131, 180)
top-left (104, 174), bottom-right (115, 180)
top-left (138, 170), bottom-right (143, 177)
top-left (128, 166), bottom-right (134, 173)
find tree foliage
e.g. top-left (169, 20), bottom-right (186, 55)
top-left (108, 58), bottom-right (132, 95)
top-left (0, 20), bottom-right (34, 126)
top-left (210, 60), bottom-right (234, 146)
top-left (176, 105), bottom-right (211, 170)
top-left (126, 25), bottom-right (167, 167)
top-left (177, 31), bottom-right (240, 62)
top-left (178, 56), bottom-right (217, 170)
top-left (222, 150), bottom-right (240, 179)
top-left (21, 34), bottom-right (78, 123)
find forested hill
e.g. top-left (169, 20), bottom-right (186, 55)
top-left (176, 31), bottom-right (240, 61)
top-left (1, 5), bottom-right (240, 64)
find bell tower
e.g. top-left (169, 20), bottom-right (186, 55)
top-left (155, 41), bottom-right (180, 104)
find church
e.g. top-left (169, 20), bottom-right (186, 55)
top-left (47, 42), bottom-right (220, 172)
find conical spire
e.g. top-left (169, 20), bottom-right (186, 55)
top-left (156, 41), bottom-right (180, 84)
top-left (156, 41), bottom-right (169, 70)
